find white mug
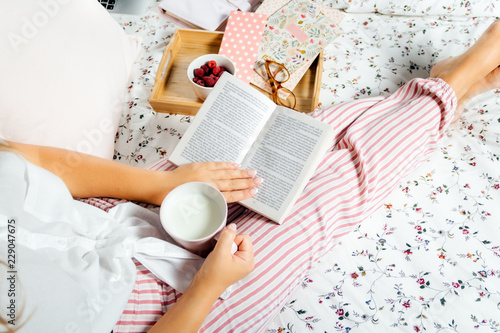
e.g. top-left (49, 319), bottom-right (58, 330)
top-left (160, 182), bottom-right (228, 256)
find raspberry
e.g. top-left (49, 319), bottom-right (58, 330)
top-left (216, 66), bottom-right (226, 77)
top-left (194, 68), bottom-right (205, 78)
top-left (192, 60), bottom-right (231, 88)
top-left (203, 76), bottom-right (216, 87)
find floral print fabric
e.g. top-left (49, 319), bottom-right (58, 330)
top-left (341, 0), bottom-right (500, 16)
top-left (111, 2), bottom-right (500, 332)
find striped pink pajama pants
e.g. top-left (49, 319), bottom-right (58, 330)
top-left (112, 78), bottom-right (456, 332)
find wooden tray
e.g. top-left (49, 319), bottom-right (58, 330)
top-left (149, 29), bottom-right (323, 116)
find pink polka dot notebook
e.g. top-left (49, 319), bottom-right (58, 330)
top-left (218, 11), bottom-right (268, 84)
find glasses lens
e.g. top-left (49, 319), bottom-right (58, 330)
top-left (266, 62), bottom-right (290, 83)
top-left (253, 61), bottom-right (267, 79)
top-left (276, 87), bottom-right (296, 110)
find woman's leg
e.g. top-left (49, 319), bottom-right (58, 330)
top-left (201, 78), bottom-right (456, 332)
top-left (201, 20), bottom-right (500, 332)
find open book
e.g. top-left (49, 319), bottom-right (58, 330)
top-left (169, 73), bottom-right (334, 224)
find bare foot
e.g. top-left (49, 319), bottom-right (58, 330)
top-left (429, 20), bottom-right (500, 100)
top-left (452, 66), bottom-right (500, 122)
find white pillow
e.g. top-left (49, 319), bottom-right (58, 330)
top-left (0, 0), bottom-right (141, 159)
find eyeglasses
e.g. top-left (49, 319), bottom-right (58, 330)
top-left (254, 60), bottom-right (297, 110)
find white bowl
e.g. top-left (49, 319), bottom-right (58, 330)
top-left (187, 54), bottom-right (236, 101)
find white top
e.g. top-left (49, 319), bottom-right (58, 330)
top-left (0, 152), bottom-right (205, 332)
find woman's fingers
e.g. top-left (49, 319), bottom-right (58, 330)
top-left (222, 187), bottom-right (258, 203)
top-left (215, 174), bottom-right (262, 202)
top-left (172, 162), bottom-right (262, 203)
top-left (215, 176), bottom-right (262, 191)
top-left (234, 234), bottom-right (253, 254)
top-left (201, 163), bottom-right (262, 194)
top-left (213, 168), bottom-right (256, 180)
top-left (190, 162), bottom-right (258, 182)
top-left (198, 161), bottom-right (240, 171)
top-left (233, 234), bottom-right (254, 269)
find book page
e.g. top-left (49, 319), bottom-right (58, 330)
top-left (239, 106), bottom-right (334, 223)
top-left (169, 73), bottom-right (277, 166)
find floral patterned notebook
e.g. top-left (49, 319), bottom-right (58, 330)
top-left (252, 0), bottom-right (344, 98)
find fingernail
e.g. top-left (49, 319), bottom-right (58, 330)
top-left (247, 169), bottom-right (256, 177)
top-left (253, 177), bottom-right (263, 185)
top-left (227, 223), bottom-right (237, 231)
top-left (249, 188), bottom-right (258, 196)
top-left (233, 163), bottom-right (240, 169)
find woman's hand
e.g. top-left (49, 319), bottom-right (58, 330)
top-left (159, 162), bottom-right (262, 204)
top-left (148, 224), bottom-right (254, 333)
top-left (192, 223), bottom-right (255, 296)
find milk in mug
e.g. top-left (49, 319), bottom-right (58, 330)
top-left (160, 182), bottom-right (228, 255)
top-left (165, 193), bottom-right (222, 240)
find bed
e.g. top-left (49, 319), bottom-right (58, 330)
top-left (110, 1), bottom-right (499, 332)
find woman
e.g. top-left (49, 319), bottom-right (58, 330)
top-left (2, 19), bottom-right (500, 333)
